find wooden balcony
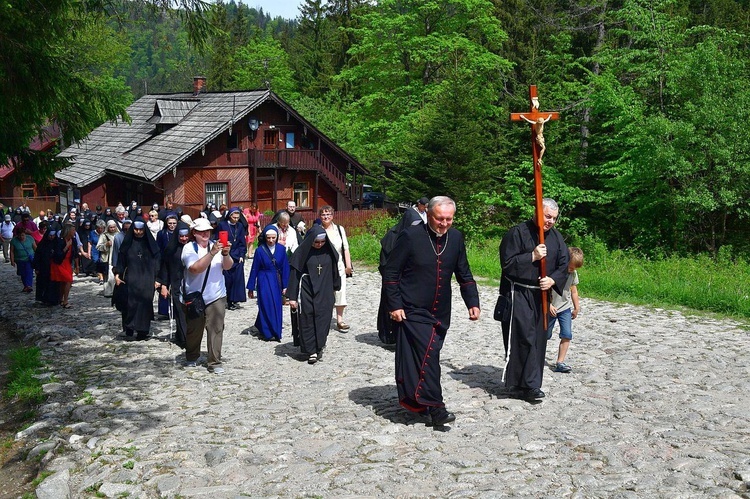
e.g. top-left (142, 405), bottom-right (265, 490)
top-left (248, 149), bottom-right (347, 194)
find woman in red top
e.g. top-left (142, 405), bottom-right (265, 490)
top-left (243, 203), bottom-right (262, 259)
top-left (51, 224), bottom-right (76, 308)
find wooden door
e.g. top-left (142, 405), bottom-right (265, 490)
top-left (263, 130), bottom-right (278, 164)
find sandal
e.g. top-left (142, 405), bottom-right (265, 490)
top-left (337, 322), bottom-right (350, 332)
top-left (61, 303), bottom-right (71, 309)
top-left (307, 352), bottom-right (318, 364)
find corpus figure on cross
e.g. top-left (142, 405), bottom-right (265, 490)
top-left (519, 114), bottom-right (553, 165)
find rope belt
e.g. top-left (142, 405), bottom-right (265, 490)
top-left (501, 276), bottom-right (541, 383)
top-left (296, 273), bottom-right (309, 314)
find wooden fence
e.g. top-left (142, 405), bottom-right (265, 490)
top-left (0, 197), bottom-right (58, 216)
top-left (257, 208), bottom-right (395, 236)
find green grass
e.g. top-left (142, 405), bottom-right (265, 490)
top-left (349, 233), bottom-right (750, 321)
top-left (6, 347), bottom-right (45, 403)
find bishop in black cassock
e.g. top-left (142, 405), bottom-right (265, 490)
top-left (383, 197), bottom-right (480, 426)
top-left (499, 199), bottom-right (569, 401)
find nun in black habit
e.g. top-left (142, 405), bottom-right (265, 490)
top-left (112, 220), bottom-right (161, 340)
top-left (286, 225), bottom-right (341, 364)
top-left (33, 223), bottom-right (61, 305)
top-left (157, 221), bottom-right (190, 348)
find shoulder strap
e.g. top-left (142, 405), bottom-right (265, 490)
top-left (337, 224), bottom-right (346, 260)
top-left (183, 243), bottom-right (212, 295)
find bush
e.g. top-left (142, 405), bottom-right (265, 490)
top-left (364, 213), bottom-right (400, 237)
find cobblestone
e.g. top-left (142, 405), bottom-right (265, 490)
top-left (1, 260), bottom-right (748, 498)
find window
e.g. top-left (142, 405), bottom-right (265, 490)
top-left (285, 132), bottom-right (295, 149)
top-left (293, 182), bottom-right (309, 208)
top-left (21, 184), bottom-right (36, 198)
top-left (206, 182), bottom-right (228, 207)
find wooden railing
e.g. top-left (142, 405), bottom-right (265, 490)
top-left (248, 149), bottom-right (347, 193)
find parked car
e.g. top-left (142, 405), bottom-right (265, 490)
top-left (361, 191), bottom-right (386, 209)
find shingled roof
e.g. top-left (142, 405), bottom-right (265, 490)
top-left (55, 90), bottom-right (366, 187)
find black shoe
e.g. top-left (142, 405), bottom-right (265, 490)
top-left (429, 407), bottom-right (456, 426)
top-left (524, 388), bottom-right (545, 401)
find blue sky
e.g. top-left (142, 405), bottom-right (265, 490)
top-left (242, 0), bottom-right (303, 20)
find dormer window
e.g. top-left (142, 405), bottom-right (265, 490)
top-left (147, 99), bottom-right (199, 133)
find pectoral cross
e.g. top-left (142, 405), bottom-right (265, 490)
top-left (317, 263), bottom-right (323, 275)
top-left (510, 85), bottom-right (560, 330)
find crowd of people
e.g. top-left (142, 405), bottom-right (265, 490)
top-left (3, 195), bottom-right (584, 426)
top-left (0, 199), bottom-right (347, 372)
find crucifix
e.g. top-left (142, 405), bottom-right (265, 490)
top-left (510, 85), bottom-right (560, 329)
top-left (317, 263), bottom-right (323, 275)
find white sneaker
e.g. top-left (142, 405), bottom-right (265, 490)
top-left (211, 367), bottom-right (225, 374)
top-left (184, 360), bottom-right (198, 368)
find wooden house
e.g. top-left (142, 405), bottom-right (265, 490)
top-left (0, 123), bottom-right (61, 203)
top-left (55, 78), bottom-right (369, 217)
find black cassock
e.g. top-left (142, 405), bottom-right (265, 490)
top-left (383, 224), bottom-right (479, 413)
top-left (33, 234), bottom-right (60, 305)
top-left (156, 225), bottom-right (187, 348)
top-left (286, 226), bottom-right (341, 356)
top-left (113, 232), bottom-right (160, 335)
top-left (499, 220), bottom-right (569, 390)
top-left (377, 209), bottom-right (423, 344)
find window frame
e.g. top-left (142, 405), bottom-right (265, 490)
top-left (293, 182), bottom-right (309, 208)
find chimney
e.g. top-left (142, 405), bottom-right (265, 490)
top-left (193, 76), bottom-right (206, 96)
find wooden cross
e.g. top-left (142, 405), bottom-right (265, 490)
top-left (317, 263), bottom-right (323, 275)
top-left (510, 85), bottom-right (560, 329)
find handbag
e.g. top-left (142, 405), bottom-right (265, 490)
top-left (103, 265), bottom-right (115, 297)
top-left (183, 243), bottom-right (212, 320)
top-left (112, 269), bottom-right (128, 312)
top-left (493, 294), bottom-right (511, 322)
top-left (337, 225), bottom-right (353, 277)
